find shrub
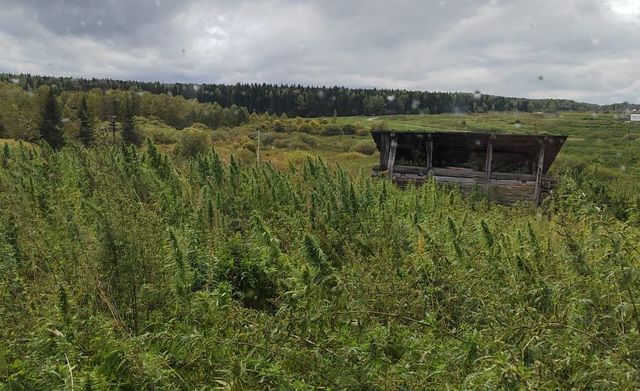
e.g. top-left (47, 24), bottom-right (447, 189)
top-left (273, 138), bottom-right (309, 150)
top-left (176, 128), bottom-right (211, 157)
top-left (235, 148), bottom-right (256, 165)
top-left (261, 132), bottom-right (289, 146)
top-left (272, 120), bottom-right (286, 133)
top-left (342, 124), bottom-right (357, 135)
top-left (351, 140), bottom-right (377, 155)
top-left (136, 116), bottom-right (180, 144)
top-left (321, 124), bottom-right (343, 136)
top-left (355, 127), bottom-right (370, 137)
top-left (210, 130), bottom-right (229, 142)
top-left (299, 134), bottom-right (321, 148)
top-left (298, 122), bottom-right (316, 134)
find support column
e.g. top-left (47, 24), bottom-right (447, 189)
top-left (484, 133), bottom-right (494, 193)
top-left (387, 133), bottom-right (397, 178)
top-left (379, 133), bottom-right (390, 170)
top-left (425, 133), bottom-right (433, 176)
top-left (533, 139), bottom-right (546, 206)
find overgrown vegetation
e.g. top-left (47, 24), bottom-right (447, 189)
top-left (2, 77), bottom-right (640, 388)
top-left (1, 139), bottom-right (639, 388)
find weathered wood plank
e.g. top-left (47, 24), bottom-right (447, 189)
top-left (533, 141), bottom-right (546, 206)
top-left (426, 133), bottom-right (433, 175)
top-left (484, 133), bottom-right (494, 192)
top-left (379, 133), bottom-right (390, 170)
top-left (387, 133), bottom-right (397, 178)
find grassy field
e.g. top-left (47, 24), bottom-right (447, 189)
top-left (2, 111), bottom-right (640, 389)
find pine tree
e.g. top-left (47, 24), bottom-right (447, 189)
top-left (39, 87), bottom-right (64, 149)
top-left (121, 95), bottom-right (139, 146)
top-left (78, 95), bottom-right (93, 147)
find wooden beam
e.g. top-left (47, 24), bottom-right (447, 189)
top-left (387, 133), bottom-right (397, 178)
top-left (484, 133), bottom-right (495, 193)
top-left (425, 133), bottom-right (433, 176)
top-left (533, 140), bottom-right (546, 206)
top-left (380, 133), bottom-right (390, 170)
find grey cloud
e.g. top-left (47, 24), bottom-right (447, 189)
top-left (0, 0), bottom-right (639, 104)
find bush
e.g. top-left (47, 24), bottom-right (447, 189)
top-left (235, 148), bottom-right (256, 165)
top-left (176, 128), bottom-right (211, 157)
top-left (136, 116), bottom-right (180, 144)
top-left (342, 124), bottom-right (357, 135)
top-left (261, 132), bottom-right (289, 146)
top-left (351, 140), bottom-right (377, 155)
top-left (272, 120), bottom-right (286, 133)
top-left (210, 130), bottom-right (229, 142)
top-left (321, 124), bottom-right (343, 136)
top-left (273, 138), bottom-right (309, 150)
top-left (299, 134), bottom-right (321, 148)
top-left (355, 127), bottom-right (370, 137)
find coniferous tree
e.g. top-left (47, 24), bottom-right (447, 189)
top-left (121, 95), bottom-right (139, 146)
top-left (78, 95), bottom-right (93, 147)
top-left (39, 87), bottom-right (64, 149)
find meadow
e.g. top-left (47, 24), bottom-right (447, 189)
top-left (1, 110), bottom-right (640, 389)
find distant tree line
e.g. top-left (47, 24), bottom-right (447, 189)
top-left (0, 80), bottom-right (249, 143)
top-left (2, 73), bottom-right (627, 118)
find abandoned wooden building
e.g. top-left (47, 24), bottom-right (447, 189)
top-left (370, 130), bottom-right (567, 205)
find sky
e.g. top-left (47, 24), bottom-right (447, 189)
top-left (0, 0), bottom-right (639, 104)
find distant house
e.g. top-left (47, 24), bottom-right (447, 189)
top-left (371, 130), bottom-right (566, 205)
top-left (630, 114), bottom-right (640, 122)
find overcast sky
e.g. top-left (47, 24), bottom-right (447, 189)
top-left (1, 0), bottom-right (639, 104)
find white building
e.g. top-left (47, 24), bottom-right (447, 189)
top-left (631, 114), bottom-right (640, 122)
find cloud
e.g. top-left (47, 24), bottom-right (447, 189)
top-left (0, 0), bottom-right (639, 104)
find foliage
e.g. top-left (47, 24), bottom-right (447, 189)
top-left (78, 96), bottom-right (93, 147)
top-left (1, 142), bottom-right (639, 389)
top-left (39, 87), bottom-right (64, 149)
top-left (351, 140), bottom-right (377, 155)
top-left (175, 127), bottom-right (211, 157)
top-left (121, 95), bottom-right (140, 146)
top-left (2, 73), bottom-right (614, 117)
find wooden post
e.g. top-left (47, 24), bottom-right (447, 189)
top-left (387, 133), bottom-right (397, 178)
top-left (380, 133), bottom-right (390, 170)
top-left (425, 133), bottom-right (433, 176)
top-left (484, 133), bottom-right (494, 193)
top-left (533, 139), bottom-right (546, 206)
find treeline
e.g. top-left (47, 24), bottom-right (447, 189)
top-left (1, 73), bottom-right (610, 117)
top-left (0, 81), bottom-right (249, 141)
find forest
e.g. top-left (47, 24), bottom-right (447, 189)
top-left (4, 73), bottom-right (633, 118)
top-left (1, 78), bottom-right (640, 389)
